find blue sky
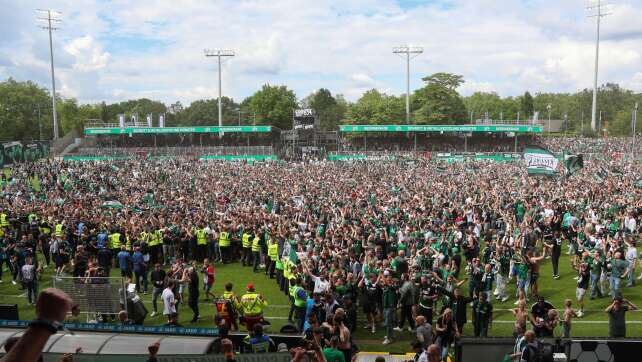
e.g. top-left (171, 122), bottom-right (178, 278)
top-left (1, 0), bottom-right (641, 105)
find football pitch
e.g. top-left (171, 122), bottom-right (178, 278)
top-left (1, 251), bottom-right (641, 353)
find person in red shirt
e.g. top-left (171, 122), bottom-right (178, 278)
top-left (202, 258), bottom-right (216, 301)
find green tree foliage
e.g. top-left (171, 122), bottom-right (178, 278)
top-left (0, 78), bottom-right (53, 141)
top-left (521, 91), bottom-right (534, 119)
top-left (176, 97), bottom-right (238, 126)
top-left (245, 85), bottom-right (298, 130)
top-left (58, 99), bottom-right (101, 134)
top-left (305, 88), bottom-right (347, 131)
top-left (413, 72), bottom-right (467, 124)
top-left (346, 89), bottom-right (405, 124)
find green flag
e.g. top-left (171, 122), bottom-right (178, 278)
top-left (101, 200), bottom-right (124, 209)
top-left (288, 240), bottom-right (299, 263)
top-left (524, 145), bottom-right (558, 176)
top-left (563, 152), bottom-right (583, 175)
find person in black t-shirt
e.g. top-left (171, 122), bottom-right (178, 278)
top-left (184, 267), bottom-right (200, 322)
top-left (150, 263), bottom-right (167, 317)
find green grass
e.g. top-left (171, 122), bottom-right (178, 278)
top-left (1, 251), bottom-right (642, 353)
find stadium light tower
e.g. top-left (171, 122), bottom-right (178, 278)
top-left (587, 0), bottom-right (611, 132)
top-left (36, 9), bottom-right (62, 140)
top-left (204, 49), bottom-right (235, 132)
top-left (393, 45), bottom-right (423, 124)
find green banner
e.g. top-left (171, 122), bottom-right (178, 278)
top-left (339, 124), bottom-right (543, 133)
top-left (524, 145), bottom-right (559, 176)
top-left (85, 126), bottom-right (272, 135)
top-left (199, 155), bottom-right (277, 161)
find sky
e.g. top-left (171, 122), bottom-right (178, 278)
top-left (1, 0), bottom-right (642, 106)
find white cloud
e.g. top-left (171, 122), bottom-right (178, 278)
top-left (64, 36), bottom-right (110, 71)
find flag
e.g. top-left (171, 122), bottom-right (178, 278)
top-left (563, 152), bottom-right (583, 175)
top-left (288, 240), bottom-right (299, 263)
top-left (594, 168), bottom-right (609, 183)
top-left (101, 200), bottom-right (124, 209)
top-left (524, 145), bottom-right (559, 176)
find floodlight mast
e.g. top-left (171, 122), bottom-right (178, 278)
top-left (587, 0), bottom-right (611, 132)
top-left (393, 46), bottom-right (423, 124)
top-left (37, 9), bottom-right (62, 140)
top-left (204, 49), bottom-right (235, 135)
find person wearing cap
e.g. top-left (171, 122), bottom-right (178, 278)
top-left (240, 283), bottom-right (268, 332)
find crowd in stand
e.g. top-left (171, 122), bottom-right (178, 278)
top-left (0, 136), bottom-right (641, 362)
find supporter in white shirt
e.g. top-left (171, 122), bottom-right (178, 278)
top-left (162, 280), bottom-right (177, 318)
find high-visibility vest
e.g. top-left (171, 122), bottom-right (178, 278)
top-left (155, 230), bottom-right (163, 245)
top-left (216, 291), bottom-right (238, 316)
top-left (275, 259), bottom-right (284, 271)
top-left (125, 235), bottom-right (132, 251)
top-left (139, 231), bottom-right (149, 243)
top-left (149, 231), bottom-right (159, 246)
top-left (110, 233), bottom-right (121, 249)
top-left (294, 286), bottom-right (307, 307)
top-left (219, 231), bottom-right (230, 247)
top-left (283, 260), bottom-right (291, 280)
top-left (267, 240), bottom-right (278, 260)
top-left (55, 224), bottom-right (64, 238)
top-left (0, 214), bottom-right (8, 228)
top-left (40, 224), bottom-right (51, 235)
top-left (242, 233), bottom-right (251, 248)
top-left (196, 229), bottom-right (207, 246)
top-left (251, 236), bottom-right (260, 252)
top-left (240, 293), bottom-right (267, 315)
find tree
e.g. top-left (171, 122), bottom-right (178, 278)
top-left (306, 88), bottom-right (346, 131)
top-left (346, 89), bottom-right (405, 124)
top-left (464, 92), bottom-right (503, 120)
top-left (0, 78), bottom-right (53, 141)
top-left (413, 73), bottom-right (467, 124)
top-left (521, 91), bottom-right (534, 119)
top-left (178, 97), bottom-right (238, 126)
top-left (246, 84), bottom-right (298, 130)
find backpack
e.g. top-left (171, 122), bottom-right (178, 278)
top-left (526, 341), bottom-right (554, 362)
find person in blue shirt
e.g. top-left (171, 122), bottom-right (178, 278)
top-left (132, 246), bottom-right (148, 293)
top-left (117, 246), bottom-right (132, 281)
top-left (248, 324), bottom-right (272, 353)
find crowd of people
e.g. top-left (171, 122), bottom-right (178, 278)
top-left (0, 136), bottom-right (641, 362)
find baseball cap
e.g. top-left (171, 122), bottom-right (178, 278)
top-left (246, 283), bottom-right (254, 290)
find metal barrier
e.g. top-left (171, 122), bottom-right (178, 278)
top-left (72, 146), bottom-right (275, 157)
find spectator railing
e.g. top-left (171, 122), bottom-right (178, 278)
top-left (72, 146), bottom-right (274, 157)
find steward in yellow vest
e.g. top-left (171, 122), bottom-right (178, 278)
top-left (219, 229), bottom-right (231, 264)
top-left (241, 232), bottom-right (252, 266)
top-left (291, 278), bottom-right (308, 331)
top-left (265, 238), bottom-right (278, 279)
top-left (239, 283), bottom-right (267, 332)
top-left (194, 226), bottom-right (208, 262)
top-left (251, 234), bottom-right (261, 272)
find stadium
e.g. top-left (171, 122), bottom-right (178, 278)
top-left (1, 1), bottom-right (642, 362)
